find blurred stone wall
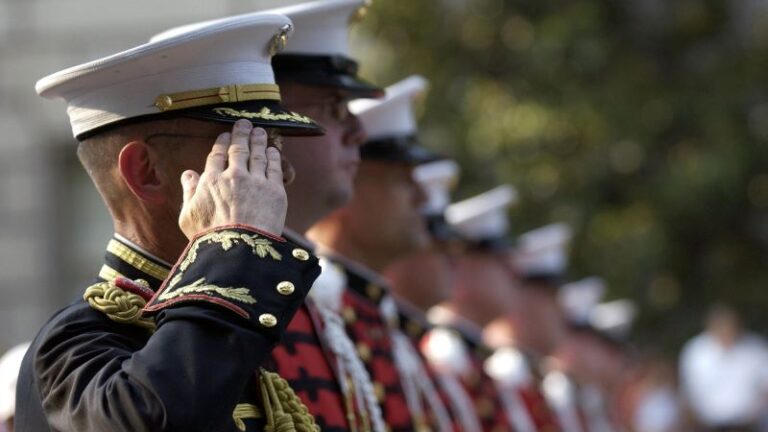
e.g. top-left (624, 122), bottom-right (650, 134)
top-left (0, 0), bottom-right (302, 351)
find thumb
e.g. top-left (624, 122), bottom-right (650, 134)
top-left (180, 170), bottom-right (199, 204)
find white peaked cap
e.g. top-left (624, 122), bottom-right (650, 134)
top-left (589, 299), bottom-right (637, 338)
top-left (445, 185), bottom-right (518, 241)
top-left (514, 223), bottom-right (572, 278)
top-left (38, 13), bottom-right (305, 139)
top-left (349, 75), bottom-right (428, 140)
top-left (268, 0), bottom-right (370, 57)
top-left (152, 0), bottom-right (369, 58)
top-left (559, 277), bottom-right (606, 324)
top-left (0, 342), bottom-right (30, 421)
top-left (412, 159), bottom-right (460, 216)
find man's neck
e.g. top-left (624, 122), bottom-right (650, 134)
top-left (428, 303), bottom-right (485, 340)
top-left (482, 317), bottom-right (518, 349)
top-left (113, 219), bottom-right (186, 264)
top-left (307, 220), bottom-right (390, 273)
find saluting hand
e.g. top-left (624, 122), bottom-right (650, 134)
top-left (178, 119), bottom-right (287, 239)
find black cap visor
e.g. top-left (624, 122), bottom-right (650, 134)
top-left (361, 135), bottom-right (442, 165)
top-left (183, 99), bottom-right (323, 136)
top-left (76, 99), bottom-right (323, 141)
top-left (273, 54), bottom-right (384, 99)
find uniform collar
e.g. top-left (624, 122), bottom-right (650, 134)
top-left (96, 234), bottom-right (172, 292)
top-left (426, 304), bottom-right (494, 359)
top-left (394, 297), bottom-right (432, 341)
top-left (312, 244), bottom-right (392, 306)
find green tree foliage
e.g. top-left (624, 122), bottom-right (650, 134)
top-left (356, 0), bottom-right (768, 352)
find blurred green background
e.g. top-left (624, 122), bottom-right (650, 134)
top-left (355, 0), bottom-right (768, 353)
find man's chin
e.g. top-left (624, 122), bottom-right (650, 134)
top-left (326, 185), bottom-right (354, 211)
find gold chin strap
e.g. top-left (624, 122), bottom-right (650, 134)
top-left (259, 368), bottom-right (321, 432)
top-left (154, 83), bottom-right (281, 112)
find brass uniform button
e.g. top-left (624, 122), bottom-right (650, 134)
top-left (154, 95), bottom-right (174, 111)
top-left (292, 248), bottom-right (310, 261)
top-left (259, 313), bottom-right (278, 328)
top-left (476, 397), bottom-right (495, 418)
top-left (406, 321), bottom-right (422, 338)
top-left (341, 306), bottom-right (356, 323)
top-left (357, 343), bottom-right (372, 362)
top-left (276, 281), bottom-right (295, 296)
top-left (373, 382), bottom-right (386, 402)
top-left (365, 284), bottom-right (382, 301)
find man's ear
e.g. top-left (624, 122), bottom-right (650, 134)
top-left (118, 141), bottom-right (167, 204)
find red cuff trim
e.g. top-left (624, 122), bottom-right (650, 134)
top-left (189, 224), bottom-right (286, 243)
top-left (142, 294), bottom-right (250, 319)
top-left (143, 224), bottom-right (289, 317)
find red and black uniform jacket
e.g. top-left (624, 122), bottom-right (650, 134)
top-left (16, 226), bottom-right (321, 432)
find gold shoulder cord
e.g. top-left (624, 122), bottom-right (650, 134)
top-left (83, 280), bottom-right (155, 331)
top-left (258, 368), bottom-right (321, 432)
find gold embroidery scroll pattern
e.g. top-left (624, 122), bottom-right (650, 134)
top-left (84, 280), bottom-right (156, 330)
top-left (158, 277), bottom-right (257, 304)
top-left (212, 107), bottom-right (314, 124)
top-left (233, 403), bottom-right (263, 431)
top-left (259, 368), bottom-right (321, 432)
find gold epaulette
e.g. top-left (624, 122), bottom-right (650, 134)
top-left (83, 278), bottom-right (155, 331)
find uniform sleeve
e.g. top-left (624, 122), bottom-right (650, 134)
top-left (34, 225), bottom-right (320, 432)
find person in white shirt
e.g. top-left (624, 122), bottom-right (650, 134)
top-left (679, 304), bottom-right (768, 432)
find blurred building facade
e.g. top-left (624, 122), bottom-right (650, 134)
top-left (0, 0), bottom-right (303, 352)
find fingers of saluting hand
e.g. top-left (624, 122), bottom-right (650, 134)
top-left (248, 127), bottom-right (269, 176)
top-left (227, 119), bottom-right (253, 173)
top-left (206, 131), bottom-right (231, 173)
top-left (180, 170), bottom-right (200, 204)
top-left (266, 146), bottom-right (284, 183)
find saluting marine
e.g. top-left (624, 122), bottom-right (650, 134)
top-left (16, 13), bottom-right (325, 431)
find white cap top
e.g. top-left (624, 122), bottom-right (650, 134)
top-left (514, 223), bottom-right (572, 278)
top-left (412, 159), bottom-right (460, 216)
top-left (38, 13), bottom-right (292, 139)
top-left (269, 0), bottom-right (369, 57)
top-left (153, 0), bottom-right (368, 58)
top-left (590, 299), bottom-right (637, 338)
top-left (559, 277), bottom-right (606, 324)
top-left (0, 342), bottom-right (30, 421)
top-left (349, 75), bottom-right (428, 140)
top-left (445, 185), bottom-right (518, 241)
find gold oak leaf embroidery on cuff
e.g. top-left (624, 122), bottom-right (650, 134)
top-left (153, 230), bottom-right (284, 308)
top-left (180, 230), bottom-right (282, 273)
top-left (158, 277), bottom-right (257, 304)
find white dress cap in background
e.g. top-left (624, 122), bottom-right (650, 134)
top-left (413, 159), bottom-right (460, 216)
top-left (445, 185), bottom-right (518, 242)
top-left (558, 277), bottom-right (606, 324)
top-left (350, 75), bottom-right (428, 140)
top-left (152, 0), bottom-right (368, 58)
top-left (589, 299), bottom-right (637, 338)
top-left (514, 223), bottom-right (572, 279)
